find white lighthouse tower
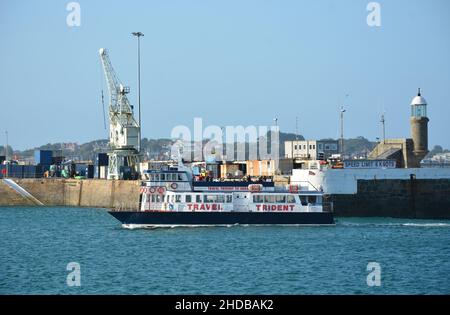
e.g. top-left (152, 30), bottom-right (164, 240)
top-left (410, 88), bottom-right (429, 163)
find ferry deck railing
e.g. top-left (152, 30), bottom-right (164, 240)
top-left (284, 180), bottom-right (322, 192)
top-left (112, 202), bottom-right (140, 212)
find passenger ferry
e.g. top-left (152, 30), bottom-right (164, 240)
top-left (108, 163), bottom-right (334, 228)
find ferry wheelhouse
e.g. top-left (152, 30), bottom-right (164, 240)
top-left (108, 166), bottom-right (334, 228)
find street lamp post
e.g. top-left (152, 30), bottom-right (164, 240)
top-left (380, 112), bottom-right (386, 144)
top-left (132, 31), bottom-right (144, 153)
top-left (5, 131), bottom-right (8, 161)
top-left (273, 118), bottom-right (279, 175)
top-left (340, 106), bottom-right (346, 157)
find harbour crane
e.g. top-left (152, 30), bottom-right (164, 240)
top-left (99, 48), bottom-right (140, 179)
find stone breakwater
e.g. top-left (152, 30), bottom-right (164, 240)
top-left (327, 178), bottom-right (450, 219)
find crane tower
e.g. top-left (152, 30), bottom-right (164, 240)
top-left (99, 48), bottom-right (141, 179)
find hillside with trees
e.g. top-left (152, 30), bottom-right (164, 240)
top-left (3, 133), bottom-right (385, 162)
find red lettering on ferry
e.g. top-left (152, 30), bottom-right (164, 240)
top-left (290, 205), bottom-right (294, 211)
top-left (187, 204), bottom-right (192, 210)
top-left (256, 204), bottom-right (261, 211)
top-left (283, 205), bottom-right (289, 211)
top-left (200, 204), bottom-right (205, 210)
top-left (193, 204), bottom-right (199, 210)
top-left (212, 204), bottom-right (217, 210)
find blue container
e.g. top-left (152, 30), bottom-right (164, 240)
top-left (35, 165), bottom-right (44, 178)
top-left (96, 153), bottom-right (109, 166)
top-left (7, 165), bottom-right (23, 178)
top-left (23, 165), bottom-right (37, 178)
top-left (35, 150), bottom-right (53, 165)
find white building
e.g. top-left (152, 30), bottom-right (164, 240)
top-left (285, 140), bottom-right (339, 160)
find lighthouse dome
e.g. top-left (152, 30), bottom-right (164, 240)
top-left (411, 89), bottom-right (427, 106)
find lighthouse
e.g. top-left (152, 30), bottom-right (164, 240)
top-left (410, 88), bottom-right (429, 162)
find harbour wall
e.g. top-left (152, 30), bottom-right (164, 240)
top-left (292, 168), bottom-right (450, 219)
top-left (0, 179), bottom-right (140, 209)
top-left (327, 178), bottom-right (450, 219)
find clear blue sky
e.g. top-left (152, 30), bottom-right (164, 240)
top-left (1, 0), bottom-right (449, 150)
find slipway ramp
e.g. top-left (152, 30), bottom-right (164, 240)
top-left (2, 179), bottom-right (44, 206)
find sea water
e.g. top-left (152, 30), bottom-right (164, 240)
top-left (0, 206), bottom-right (449, 294)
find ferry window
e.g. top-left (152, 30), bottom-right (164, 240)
top-left (275, 195), bottom-right (286, 203)
top-left (204, 195), bottom-right (217, 203)
top-left (286, 195), bottom-right (296, 203)
top-left (151, 195), bottom-right (156, 202)
top-left (175, 195), bottom-right (182, 203)
top-left (186, 195), bottom-right (192, 202)
top-left (196, 195), bottom-right (202, 203)
top-left (299, 195), bottom-right (307, 206)
top-left (155, 195), bottom-right (162, 202)
top-left (216, 195), bottom-right (225, 203)
top-left (160, 174), bottom-right (166, 181)
top-left (226, 195), bottom-right (232, 203)
top-left (154, 174), bottom-right (160, 181)
top-left (172, 173), bottom-right (177, 181)
top-left (308, 196), bottom-right (317, 204)
top-left (178, 174), bottom-right (183, 181)
top-left (253, 195), bottom-right (263, 203)
top-left (264, 195), bottom-right (275, 203)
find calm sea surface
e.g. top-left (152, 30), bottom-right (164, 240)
top-left (0, 206), bottom-right (449, 294)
